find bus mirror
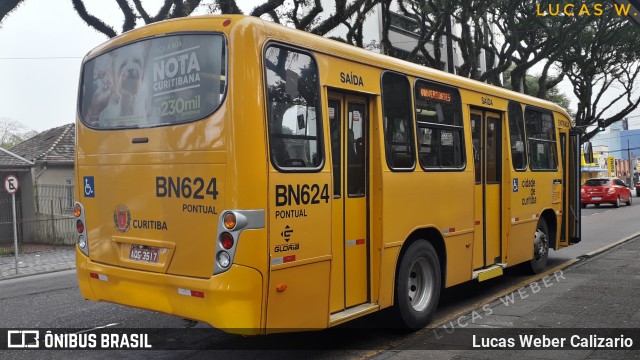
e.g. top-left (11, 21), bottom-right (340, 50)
top-left (584, 142), bottom-right (594, 164)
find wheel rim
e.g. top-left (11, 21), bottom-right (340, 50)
top-left (533, 228), bottom-right (548, 262)
top-left (617, 197), bottom-right (620, 207)
top-left (407, 258), bottom-right (434, 312)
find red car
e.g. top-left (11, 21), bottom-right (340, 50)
top-left (581, 178), bottom-right (632, 208)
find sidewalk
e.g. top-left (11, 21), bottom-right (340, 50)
top-left (373, 236), bottom-right (640, 359)
top-left (0, 245), bottom-right (75, 280)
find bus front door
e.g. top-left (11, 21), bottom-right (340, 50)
top-left (328, 92), bottom-right (369, 313)
top-left (471, 108), bottom-right (503, 269)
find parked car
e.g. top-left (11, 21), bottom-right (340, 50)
top-left (635, 182), bottom-right (640, 197)
top-left (581, 178), bottom-right (632, 208)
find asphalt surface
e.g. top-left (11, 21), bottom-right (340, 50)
top-left (1, 196), bottom-right (639, 358)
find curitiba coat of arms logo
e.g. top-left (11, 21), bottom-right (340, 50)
top-left (113, 204), bottom-right (131, 233)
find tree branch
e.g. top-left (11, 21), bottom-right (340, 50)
top-left (0, 0), bottom-right (24, 25)
top-left (71, 0), bottom-right (117, 38)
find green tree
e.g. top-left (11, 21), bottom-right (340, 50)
top-left (558, 9), bottom-right (640, 141)
top-left (502, 66), bottom-right (572, 113)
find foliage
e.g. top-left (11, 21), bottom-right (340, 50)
top-left (0, 247), bottom-right (15, 256)
top-left (0, 118), bottom-right (37, 149)
top-left (558, 8), bottom-right (640, 141)
top-left (502, 67), bottom-right (572, 113)
top-left (68, 0), bottom-right (379, 43)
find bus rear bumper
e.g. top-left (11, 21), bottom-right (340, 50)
top-left (76, 247), bottom-right (264, 334)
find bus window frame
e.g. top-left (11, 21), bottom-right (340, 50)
top-left (507, 101), bottom-right (528, 172)
top-left (263, 41), bottom-right (325, 173)
top-left (524, 105), bottom-right (559, 172)
top-left (413, 78), bottom-right (466, 172)
top-left (77, 31), bottom-right (229, 131)
top-left (380, 70), bottom-right (417, 172)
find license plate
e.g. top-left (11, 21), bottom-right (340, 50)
top-left (592, 197), bottom-right (602, 201)
top-left (129, 245), bottom-right (159, 263)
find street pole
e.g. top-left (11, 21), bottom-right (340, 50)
top-left (12, 192), bottom-right (18, 274)
top-left (629, 139), bottom-right (634, 188)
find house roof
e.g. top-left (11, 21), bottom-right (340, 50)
top-left (10, 123), bottom-right (75, 163)
top-left (0, 147), bottom-right (34, 167)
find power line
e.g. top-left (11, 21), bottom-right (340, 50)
top-left (0, 56), bottom-right (82, 60)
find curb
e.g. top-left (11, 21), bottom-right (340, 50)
top-left (580, 230), bottom-right (640, 258)
top-left (0, 266), bottom-right (76, 281)
top-left (363, 234), bottom-right (640, 359)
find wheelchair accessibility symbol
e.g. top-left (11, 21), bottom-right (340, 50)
top-left (84, 176), bottom-right (95, 198)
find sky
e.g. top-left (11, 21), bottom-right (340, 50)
top-left (0, 0), bottom-right (638, 133)
top-left (0, 0), bottom-right (251, 132)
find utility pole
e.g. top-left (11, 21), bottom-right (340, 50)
top-left (629, 138), bottom-right (635, 188)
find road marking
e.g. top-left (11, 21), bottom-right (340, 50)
top-left (74, 323), bottom-right (119, 334)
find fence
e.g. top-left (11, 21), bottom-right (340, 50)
top-left (0, 184), bottom-right (75, 248)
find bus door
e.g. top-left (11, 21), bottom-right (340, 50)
top-left (328, 91), bottom-right (369, 313)
top-left (471, 108), bottom-right (502, 268)
top-left (558, 131), bottom-right (568, 247)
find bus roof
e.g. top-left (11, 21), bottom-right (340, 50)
top-left (257, 17), bottom-right (571, 120)
top-left (83, 14), bottom-right (572, 121)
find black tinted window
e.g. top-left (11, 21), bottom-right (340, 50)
top-left (525, 108), bottom-right (557, 170)
top-left (414, 80), bottom-right (464, 169)
top-left (265, 46), bottom-right (322, 170)
top-left (381, 72), bottom-right (415, 170)
top-left (508, 101), bottom-right (527, 170)
top-left (584, 179), bottom-right (608, 186)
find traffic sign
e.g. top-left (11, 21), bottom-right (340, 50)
top-left (4, 175), bottom-right (19, 194)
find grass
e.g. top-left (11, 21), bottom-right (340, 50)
top-left (0, 247), bottom-right (15, 256)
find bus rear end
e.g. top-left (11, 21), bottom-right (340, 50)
top-left (74, 17), bottom-right (267, 334)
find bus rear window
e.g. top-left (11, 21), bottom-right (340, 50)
top-left (80, 34), bottom-right (226, 129)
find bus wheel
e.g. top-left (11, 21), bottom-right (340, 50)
top-left (527, 219), bottom-right (549, 274)
top-left (395, 241), bottom-right (441, 330)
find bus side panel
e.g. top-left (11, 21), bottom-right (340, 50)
top-left (380, 172), bottom-right (474, 288)
top-left (266, 175), bottom-right (332, 329)
top-left (507, 221), bottom-right (537, 266)
top-left (378, 246), bottom-right (401, 308)
top-left (265, 261), bottom-right (331, 332)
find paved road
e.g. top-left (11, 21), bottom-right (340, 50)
top-left (549, 194), bottom-right (640, 265)
top-left (1, 202), bottom-right (639, 358)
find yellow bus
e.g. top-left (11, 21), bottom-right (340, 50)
top-left (74, 15), bottom-right (583, 334)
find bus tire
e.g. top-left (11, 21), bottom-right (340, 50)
top-left (527, 219), bottom-right (549, 274)
top-left (395, 241), bottom-right (441, 330)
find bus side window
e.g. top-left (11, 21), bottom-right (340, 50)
top-left (508, 101), bottom-right (527, 171)
top-left (265, 45), bottom-right (323, 171)
top-left (525, 107), bottom-right (557, 171)
top-left (414, 79), bottom-right (464, 170)
top-left (381, 72), bottom-right (415, 170)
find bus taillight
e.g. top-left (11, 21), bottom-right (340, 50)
top-left (76, 220), bottom-right (85, 234)
top-left (74, 202), bottom-right (89, 256)
top-left (220, 232), bottom-right (234, 249)
top-left (223, 212), bottom-right (236, 229)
